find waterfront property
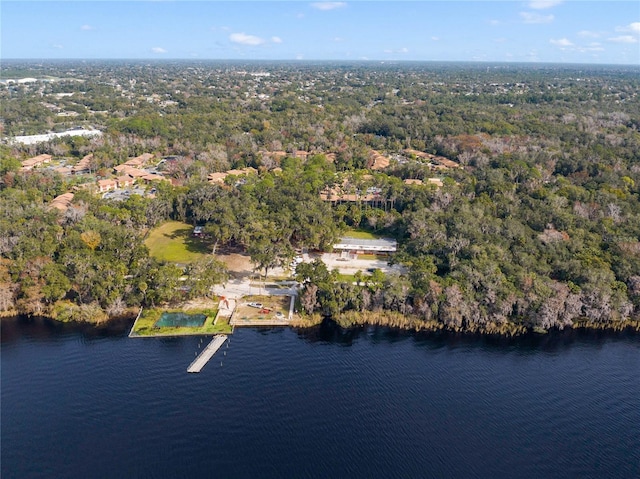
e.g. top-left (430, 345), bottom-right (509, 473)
top-left (129, 306), bottom-right (231, 337)
top-left (230, 295), bottom-right (293, 327)
top-left (155, 311), bottom-right (207, 328)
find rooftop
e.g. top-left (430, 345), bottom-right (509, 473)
top-left (334, 236), bottom-right (398, 253)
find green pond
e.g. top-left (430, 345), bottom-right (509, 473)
top-left (155, 312), bottom-right (207, 328)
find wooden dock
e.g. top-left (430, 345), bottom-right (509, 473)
top-left (187, 335), bottom-right (227, 373)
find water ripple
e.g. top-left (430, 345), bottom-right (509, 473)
top-left (2, 322), bottom-right (639, 479)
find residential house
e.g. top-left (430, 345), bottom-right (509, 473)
top-left (121, 167), bottom-right (147, 179)
top-left (49, 192), bottom-right (74, 213)
top-left (141, 173), bottom-right (167, 183)
top-left (72, 154), bottom-right (93, 174)
top-left (208, 172), bottom-right (228, 184)
top-left (20, 154), bottom-right (52, 170)
top-left (367, 150), bottom-right (390, 170)
top-left (207, 167), bottom-right (257, 185)
top-left (123, 153), bottom-right (154, 169)
top-left (404, 149), bottom-right (460, 169)
top-left (427, 178), bottom-right (444, 187)
top-left (97, 179), bottom-right (117, 192)
top-left (116, 176), bottom-right (134, 188)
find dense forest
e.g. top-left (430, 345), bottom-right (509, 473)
top-left (1, 61), bottom-right (639, 333)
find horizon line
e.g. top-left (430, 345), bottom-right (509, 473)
top-left (2, 58), bottom-right (639, 67)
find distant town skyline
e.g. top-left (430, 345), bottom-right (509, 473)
top-left (2, 1), bottom-right (639, 65)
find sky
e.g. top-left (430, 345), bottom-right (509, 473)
top-left (2, 1), bottom-right (639, 64)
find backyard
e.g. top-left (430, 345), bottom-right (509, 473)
top-left (145, 221), bottom-right (211, 263)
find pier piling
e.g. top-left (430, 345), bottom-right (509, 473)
top-left (187, 335), bottom-right (228, 373)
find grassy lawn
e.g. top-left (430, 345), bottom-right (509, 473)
top-left (145, 221), bottom-right (211, 263)
top-left (357, 253), bottom-right (385, 260)
top-left (343, 228), bottom-right (379, 240)
top-left (130, 307), bottom-right (231, 336)
top-left (335, 273), bottom-right (357, 283)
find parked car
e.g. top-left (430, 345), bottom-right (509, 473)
top-left (248, 302), bottom-right (263, 308)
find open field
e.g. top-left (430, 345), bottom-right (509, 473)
top-left (145, 221), bottom-right (211, 263)
top-left (215, 249), bottom-right (254, 275)
top-left (130, 306), bottom-right (231, 336)
top-left (343, 228), bottom-right (379, 240)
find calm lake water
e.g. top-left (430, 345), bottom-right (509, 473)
top-left (2, 317), bottom-right (639, 479)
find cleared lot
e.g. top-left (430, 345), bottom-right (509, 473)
top-left (234, 295), bottom-right (291, 321)
top-left (144, 221), bottom-right (210, 263)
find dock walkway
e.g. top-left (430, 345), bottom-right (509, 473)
top-left (187, 334), bottom-right (227, 373)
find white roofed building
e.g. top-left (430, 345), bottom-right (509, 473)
top-left (333, 237), bottom-right (398, 255)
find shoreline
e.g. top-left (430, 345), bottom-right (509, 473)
top-left (327, 310), bottom-right (640, 337)
top-left (4, 309), bottom-right (639, 338)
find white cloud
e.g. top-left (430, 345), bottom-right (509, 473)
top-left (333, 36), bottom-right (344, 42)
top-left (80, 24), bottom-right (94, 31)
top-left (52, 44), bottom-right (64, 49)
top-left (296, 53), bottom-right (304, 60)
top-left (578, 30), bottom-right (601, 38)
top-left (579, 43), bottom-right (605, 53)
top-left (383, 47), bottom-right (409, 54)
top-left (615, 22), bottom-right (640, 35)
top-left (526, 49), bottom-right (540, 61)
top-left (151, 47), bottom-right (167, 54)
top-left (229, 32), bottom-right (265, 46)
top-left (431, 36), bottom-right (440, 41)
top-left (520, 12), bottom-right (554, 24)
top-left (271, 36), bottom-right (283, 44)
top-left (528, 1), bottom-right (563, 9)
top-left (550, 38), bottom-right (573, 47)
top-left (310, 2), bottom-right (346, 11)
top-left (607, 35), bottom-right (638, 44)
